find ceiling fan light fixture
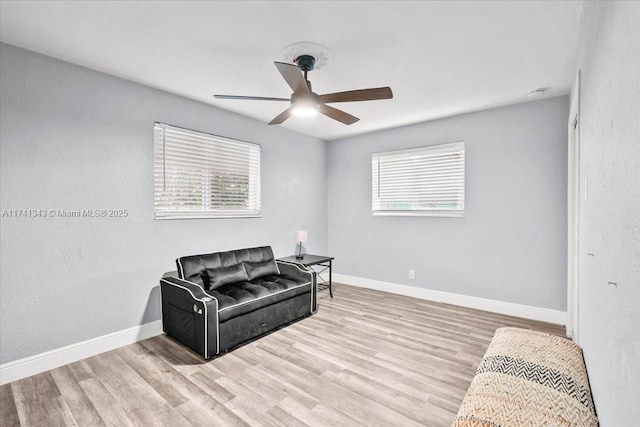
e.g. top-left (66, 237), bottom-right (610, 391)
top-left (292, 106), bottom-right (318, 117)
top-left (292, 99), bottom-right (319, 117)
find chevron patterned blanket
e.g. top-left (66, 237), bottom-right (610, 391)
top-left (453, 327), bottom-right (598, 427)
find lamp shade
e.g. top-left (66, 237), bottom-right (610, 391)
top-left (296, 230), bottom-right (308, 243)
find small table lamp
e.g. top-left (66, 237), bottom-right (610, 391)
top-left (296, 230), bottom-right (307, 259)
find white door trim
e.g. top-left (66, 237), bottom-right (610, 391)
top-left (567, 70), bottom-right (581, 342)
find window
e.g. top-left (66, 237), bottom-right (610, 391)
top-left (372, 142), bottom-right (465, 217)
top-left (154, 123), bottom-right (261, 219)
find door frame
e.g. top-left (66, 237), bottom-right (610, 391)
top-left (567, 70), bottom-right (581, 341)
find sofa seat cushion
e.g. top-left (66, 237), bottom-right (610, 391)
top-left (210, 274), bottom-right (312, 322)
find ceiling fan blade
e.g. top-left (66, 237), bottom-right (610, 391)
top-left (268, 107), bottom-right (294, 125)
top-left (274, 62), bottom-right (310, 97)
top-left (318, 104), bottom-right (360, 125)
top-left (318, 87), bottom-right (393, 104)
top-left (214, 94), bottom-right (290, 101)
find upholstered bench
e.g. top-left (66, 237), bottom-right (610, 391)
top-left (453, 327), bottom-right (598, 427)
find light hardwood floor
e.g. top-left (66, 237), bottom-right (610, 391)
top-left (1, 284), bottom-right (565, 427)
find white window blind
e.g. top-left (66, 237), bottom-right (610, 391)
top-left (372, 142), bottom-right (465, 217)
top-left (154, 123), bottom-right (261, 219)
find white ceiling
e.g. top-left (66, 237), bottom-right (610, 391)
top-left (0, 1), bottom-right (582, 141)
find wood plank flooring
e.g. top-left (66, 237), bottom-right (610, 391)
top-left (1, 284), bottom-right (565, 426)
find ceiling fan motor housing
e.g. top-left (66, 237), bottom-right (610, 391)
top-left (295, 55), bottom-right (316, 72)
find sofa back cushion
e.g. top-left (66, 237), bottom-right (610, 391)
top-left (177, 246), bottom-right (278, 289)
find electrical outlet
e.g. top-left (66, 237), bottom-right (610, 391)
top-left (409, 269), bottom-right (416, 280)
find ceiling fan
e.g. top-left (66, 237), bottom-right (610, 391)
top-left (214, 55), bottom-right (393, 125)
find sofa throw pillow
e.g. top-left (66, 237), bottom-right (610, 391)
top-left (206, 263), bottom-right (249, 290)
top-left (244, 259), bottom-right (280, 281)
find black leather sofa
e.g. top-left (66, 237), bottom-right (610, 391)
top-left (160, 246), bottom-right (316, 359)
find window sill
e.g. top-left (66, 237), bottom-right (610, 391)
top-left (372, 211), bottom-right (464, 218)
top-left (155, 213), bottom-right (261, 220)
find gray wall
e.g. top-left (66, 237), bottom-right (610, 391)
top-left (573, 1), bottom-right (640, 423)
top-left (0, 43), bottom-right (327, 364)
top-left (327, 97), bottom-right (569, 310)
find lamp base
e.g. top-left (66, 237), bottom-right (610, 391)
top-left (296, 241), bottom-right (305, 259)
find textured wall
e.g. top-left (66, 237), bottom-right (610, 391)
top-left (327, 97), bottom-right (569, 310)
top-left (572, 1), bottom-right (640, 423)
top-left (0, 43), bottom-right (327, 364)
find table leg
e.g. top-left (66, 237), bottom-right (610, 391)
top-left (329, 259), bottom-right (333, 298)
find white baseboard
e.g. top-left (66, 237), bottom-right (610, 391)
top-left (0, 320), bottom-right (163, 385)
top-left (0, 277), bottom-right (566, 385)
top-left (334, 274), bottom-right (567, 325)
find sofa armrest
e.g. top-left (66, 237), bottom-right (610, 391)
top-left (159, 277), bottom-right (219, 358)
top-left (161, 276), bottom-right (212, 299)
top-left (277, 261), bottom-right (317, 313)
top-left (277, 261), bottom-right (313, 283)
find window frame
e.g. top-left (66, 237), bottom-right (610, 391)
top-left (371, 141), bottom-right (465, 218)
top-left (153, 122), bottom-right (261, 220)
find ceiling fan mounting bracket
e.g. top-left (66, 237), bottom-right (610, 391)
top-left (295, 55), bottom-right (316, 72)
top-left (280, 42), bottom-right (331, 70)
